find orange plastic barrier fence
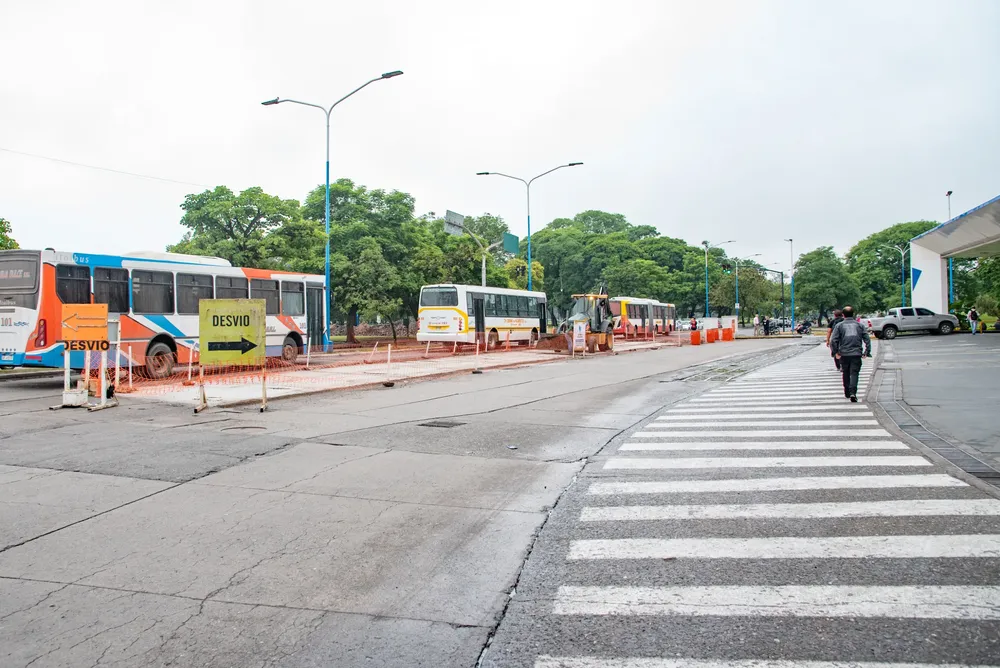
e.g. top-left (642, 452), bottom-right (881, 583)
top-left (706, 329), bottom-right (717, 343)
top-left (722, 328), bottom-right (734, 341)
top-left (690, 331), bottom-right (701, 345)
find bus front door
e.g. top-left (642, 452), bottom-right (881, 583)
top-left (473, 296), bottom-right (486, 345)
top-left (538, 301), bottom-right (547, 334)
top-left (307, 285), bottom-right (325, 348)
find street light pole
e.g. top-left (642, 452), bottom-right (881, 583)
top-left (702, 240), bottom-right (734, 318)
top-left (462, 227), bottom-right (502, 287)
top-left (734, 254), bottom-right (761, 325)
top-left (946, 190), bottom-right (954, 308)
top-left (784, 238), bottom-right (795, 331)
top-left (476, 163), bottom-right (583, 291)
top-left (882, 244), bottom-right (909, 307)
top-left (261, 70), bottom-right (403, 346)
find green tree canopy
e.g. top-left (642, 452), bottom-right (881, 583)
top-left (794, 246), bottom-right (860, 323)
top-left (0, 218), bottom-right (19, 250)
top-left (845, 221), bottom-right (937, 312)
top-left (169, 186), bottom-right (300, 268)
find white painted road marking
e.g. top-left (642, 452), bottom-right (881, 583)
top-left (552, 584), bottom-right (1000, 618)
top-left (642, 420), bottom-right (881, 428)
top-left (579, 499), bottom-right (1000, 521)
top-left (567, 535), bottom-right (1000, 560)
top-left (619, 441), bottom-right (909, 451)
top-left (587, 474), bottom-right (967, 495)
top-left (631, 429), bottom-right (893, 438)
top-left (656, 412), bottom-right (874, 420)
top-left (665, 406), bottom-right (871, 413)
top-left (605, 456), bottom-right (930, 469)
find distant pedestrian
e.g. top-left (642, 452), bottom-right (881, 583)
top-left (753, 314), bottom-right (761, 336)
top-left (826, 309), bottom-right (844, 371)
top-left (690, 316), bottom-right (698, 331)
top-left (830, 305), bottom-right (871, 403)
top-left (968, 307), bottom-right (980, 335)
top-left (762, 316), bottom-right (770, 336)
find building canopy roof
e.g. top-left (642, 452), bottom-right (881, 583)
top-left (911, 193), bottom-right (1000, 258)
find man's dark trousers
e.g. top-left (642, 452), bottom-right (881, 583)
top-left (840, 355), bottom-right (863, 397)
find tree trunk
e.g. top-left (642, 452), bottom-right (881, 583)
top-left (390, 318), bottom-right (398, 343)
top-left (346, 306), bottom-right (358, 344)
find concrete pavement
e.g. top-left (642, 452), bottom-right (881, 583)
top-left (0, 337), bottom-right (797, 667)
top-left (481, 344), bottom-right (1000, 667)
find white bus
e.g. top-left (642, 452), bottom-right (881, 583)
top-left (0, 248), bottom-right (326, 377)
top-left (417, 283), bottom-right (547, 349)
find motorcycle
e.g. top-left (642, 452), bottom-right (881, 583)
top-left (796, 321), bottom-right (813, 335)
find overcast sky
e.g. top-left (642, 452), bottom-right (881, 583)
top-left (2, 0), bottom-right (998, 272)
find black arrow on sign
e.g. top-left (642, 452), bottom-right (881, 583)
top-left (208, 338), bottom-right (258, 355)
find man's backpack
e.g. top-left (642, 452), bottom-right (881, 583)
top-left (970, 309), bottom-right (979, 320)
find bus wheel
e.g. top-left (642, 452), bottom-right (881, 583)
top-left (145, 342), bottom-right (175, 379)
top-left (487, 330), bottom-right (499, 350)
top-left (281, 336), bottom-right (299, 363)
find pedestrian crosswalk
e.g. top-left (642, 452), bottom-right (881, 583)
top-left (482, 344), bottom-right (1000, 668)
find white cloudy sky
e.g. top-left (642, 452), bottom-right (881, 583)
top-left (2, 0), bottom-right (998, 272)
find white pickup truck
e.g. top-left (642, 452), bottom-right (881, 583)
top-left (868, 307), bottom-right (958, 339)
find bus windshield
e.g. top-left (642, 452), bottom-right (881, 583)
top-left (0, 253), bottom-right (40, 308)
top-left (420, 286), bottom-right (458, 307)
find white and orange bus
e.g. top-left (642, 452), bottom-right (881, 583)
top-left (0, 249), bottom-right (326, 377)
top-left (610, 297), bottom-right (676, 336)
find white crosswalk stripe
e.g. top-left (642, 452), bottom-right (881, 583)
top-left (485, 343), bottom-right (1000, 668)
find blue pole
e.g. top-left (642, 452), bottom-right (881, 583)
top-left (948, 258), bottom-right (954, 307)
top-left (526, 185), bottom-right (532, 291)
top-left (324, 114), bottom-right (332, 351)
top-left (704, 248), bottom-right (710, 318)
top-left (734, 263), bottom-right (740, 324)
top-left (790, 276), bottom-right (795, 331)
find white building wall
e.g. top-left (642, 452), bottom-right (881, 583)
top-left (909, 242), bottom-right (948, 313)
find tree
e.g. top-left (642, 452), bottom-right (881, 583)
top-left (602, 259), bottom-right (672, 299)
top-left (0, 218), bottom-right (18, 250)
top-left (845, 221), bottom-right (937, 312)
top-left (169, 186), bottom-right (300, 268)
top-left (794, 246), bottom-right (860, 324)
top-left (547, 210), bottom-right (630, 234)
top-left (504, 258), bottom-right (544, 291)
top-left (463, 213), bottom-right (510, 259)
top-left (333, 239), bottom-right (402, 340)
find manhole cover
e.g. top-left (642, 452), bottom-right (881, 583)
top-left (221, 426), bottom-right (267, 431)
top-left (418, 420), bottom-right (466, 428)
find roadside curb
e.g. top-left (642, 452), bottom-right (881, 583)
top-left (0, 370), bottom-right (63, 382)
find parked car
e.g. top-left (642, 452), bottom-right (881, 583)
top-left (868, 307), bottom-right (958, 339)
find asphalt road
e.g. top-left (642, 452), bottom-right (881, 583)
top-left (879, 332), bottom-right (1000, 466)
top-left (0, 337), bottom-right (799, 668)
top-left (480, 343), bottom-right (1000, 667)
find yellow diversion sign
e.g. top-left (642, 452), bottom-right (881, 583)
top-left (198, 299), bottom-right (266, 366)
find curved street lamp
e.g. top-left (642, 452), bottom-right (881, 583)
top-left (476, 163), bottom-right (583, 291)
top-left (261, 70), bottom-right (404, 347)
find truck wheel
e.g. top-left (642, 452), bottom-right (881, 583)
top-left (882, 325), bottom-right (898, 340)
top-left (938, 322), bottom-right (954, 335)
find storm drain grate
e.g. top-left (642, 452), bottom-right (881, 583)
top-left (418, 420), bottom-right (467, 428)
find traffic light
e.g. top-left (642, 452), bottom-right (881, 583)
top-left (722, 263), bottom-right (733, 274)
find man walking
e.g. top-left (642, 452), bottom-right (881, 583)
top-left (826, 309), bottom-right (844, 370)
top-left (968, 306), bottom-right (980, 335)
top-left (830, 305), bottom-right (871, 402)
top-left (753, 313), bottom-right (761, 336)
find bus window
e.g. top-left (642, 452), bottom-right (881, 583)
top-left (0, 252), bottom-right (39, 309)
top-left (94, 268), bottom-right (129, 313)
top-left (56, 265), bottom-right (91, 304)
top-left (420, 286), bottom-right (458, 307)
top-left (485, 293), bottom-right (497, 317)
top-left (216, 276), bottom-right (248, 299)
top-left (518, 296), bottom-right (529, 317)
top-left (176, 274), bottom-right (214, 315)
top-left (250, 279), bottom-right (280, 315)
top-left (132, 270), bottom-right (174, 314)
top-left (281, 282), bottom-right (305, 316)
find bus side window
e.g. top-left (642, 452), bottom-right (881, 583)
top-left (281, 282), bottom-right (305, 316)
top-left (176, 273), bottom-right (214, 315)
top-left (250, 279), bottom-right (280, 315)
top-left (94, 267), bottom-right (129, 312)
top-left (132, 270), bottom-right (175, 314)
top-left (485, 293), bottom-right (496, 317)
top-left (518, 296), bottom-right (529, 317)
top-left (55, 264), bottom-right (91, 304)
top-left (217, 276), bottom-right (249, 299)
